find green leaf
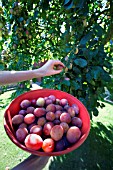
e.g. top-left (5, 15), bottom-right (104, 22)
top-left (80, 32), bottom-right (93, 45)
top-left (34, 10), bottom-right (38, 18)
top-left (65, 47), bottom-right (72, 53)
top-left (91, 68), bottom-right (101, 80)
top-left (19, 17), bottom-right (24, 22)
top-left (62, 79), bottom-right (70, 86)
top-left (64, 0), bottom-right (71, 5)
top-left (74, 58), bottom-right (87, 68)
top-left (71, 81), bottom-right (80, 90)
top-left (73, 67), bottom-right (81, 74)
top-left (86, 72), bottom-right (92, 83)
top-left (0, 64), bottom-right (5, 70)
top-left (64, 1), bottom-right (74, 10)
top-left (75, 0), bottom-right (85, 9)
top-left (79, 97), bottom-right (87, 106)
top-left (90, 66), bottom-right (103, 80)
top-left (102, 71), bottom-right (111, 82)
top-left (94, 24), bottom-right (104, 37)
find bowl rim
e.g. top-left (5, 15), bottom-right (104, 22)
top-left (4, 88), bottom-right (90, 156)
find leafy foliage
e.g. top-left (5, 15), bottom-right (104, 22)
top-left (0, 0), bottom-right (113, 118)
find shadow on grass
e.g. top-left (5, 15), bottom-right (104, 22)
top-left (0, 98), bottom-right (11, 110)
top-left (49, 122), bottom-right (113, 170)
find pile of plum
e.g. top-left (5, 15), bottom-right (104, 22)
top-left (11, 95), bottom-right (83, 153)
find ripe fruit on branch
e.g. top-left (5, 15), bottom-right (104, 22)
top-left (26, 30), bottom-right (29, 35)
top-left (54, 65), bottom-right (64, 70)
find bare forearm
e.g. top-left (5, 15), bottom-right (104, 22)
top-left (0, 70), bottom-right (41, 85)
top-left (0, 60), bottom-right (65, 86)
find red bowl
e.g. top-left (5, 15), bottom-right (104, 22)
top-left (4, 89), bottom-right (90, 156)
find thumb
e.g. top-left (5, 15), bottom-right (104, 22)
top-left (54, 69), bottom-right (63, 75)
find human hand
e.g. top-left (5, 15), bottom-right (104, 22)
top-left (37, 60), bottom-right (65, 77)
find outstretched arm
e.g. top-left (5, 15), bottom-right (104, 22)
top-left (0, 60), bottom-right (65, 85)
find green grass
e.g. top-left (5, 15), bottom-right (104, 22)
top-left (0, 91), bottom-right (30, 170)
top-left (0, 91), bottom-right (113, 170)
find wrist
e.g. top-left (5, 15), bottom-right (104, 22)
top-left (33, 68), bottom-right (45, 78)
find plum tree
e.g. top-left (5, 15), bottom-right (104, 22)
top-left (1, 0), bottom-right (113, 118)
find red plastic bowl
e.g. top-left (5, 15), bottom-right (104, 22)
top-left (4, 89), bottom-right (90, 156)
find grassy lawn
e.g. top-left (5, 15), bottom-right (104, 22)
top-left (0, 90), bottom-right (30, 170)
top-left (0, 90), bottom-right (113, 170)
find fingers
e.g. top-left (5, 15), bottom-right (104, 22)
top-left (38, 60), bottom-right (65, 77)
top-left (52, 60), bottom-right (65, 68)
top-left (54, 69), bottom-right (63, 74)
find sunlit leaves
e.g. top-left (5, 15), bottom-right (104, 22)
top-left (0, 0), bottom-right (113, 119)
